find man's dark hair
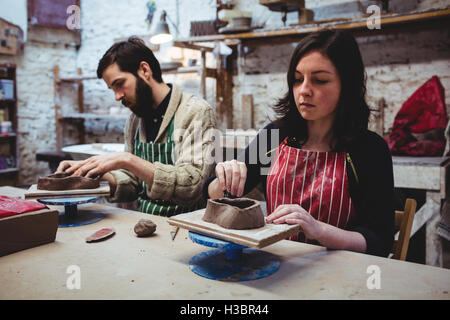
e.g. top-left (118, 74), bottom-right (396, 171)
top-left (274, 29), bottom-right (370, 151)
top-left (96, 36), bottom-right (163, 82)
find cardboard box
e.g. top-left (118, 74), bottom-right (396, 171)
top-left (0, 208), bottom-right (59, 257)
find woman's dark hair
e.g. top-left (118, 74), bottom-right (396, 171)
top-left (96, 36), bottom-right (163, 82)
top-left (274, 29), bottom-right (370, 151)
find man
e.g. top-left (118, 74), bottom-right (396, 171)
top-left (58, 37), bottom-right (216, 216)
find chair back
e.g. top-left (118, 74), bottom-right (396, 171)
top-left (392, 198), bottom-right (417, 260)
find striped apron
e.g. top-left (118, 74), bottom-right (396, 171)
top-left (133, 117), bottom-right (199, 217)
top-left (266, 137), bottom-right (356, 242)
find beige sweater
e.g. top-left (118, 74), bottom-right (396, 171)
top-left (109, 84), bottom-right (216, 207)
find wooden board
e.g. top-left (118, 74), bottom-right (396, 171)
top-left (168, 209), bottom-right (300, 249)
top-left (24, 183), bottom-right (110, 199)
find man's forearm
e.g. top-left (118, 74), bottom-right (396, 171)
top-left (121, 153), bottom-right (155, 188)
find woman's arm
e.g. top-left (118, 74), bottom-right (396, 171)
top-left (346, 132), bottom-right (396, 257)
top-left (267, 204), bottom-right (367, 253)
top-left (205, 123), bottom-right (282, 199)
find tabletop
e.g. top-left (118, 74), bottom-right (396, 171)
top-left (0, 187), bottom-right (449, 300)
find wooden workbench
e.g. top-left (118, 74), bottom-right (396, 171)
top-left (392, 156), bottom-right (449, 267)
top-left (0, 186), bottom-right (449, 300)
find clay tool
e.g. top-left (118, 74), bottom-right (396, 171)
top-left (170, 226), bottom-right (179, 241)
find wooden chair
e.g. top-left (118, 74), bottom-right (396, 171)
top-left (391, 198), bottom-right (417, 261)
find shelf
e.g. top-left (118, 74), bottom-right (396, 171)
top-left (0, 63), bottom-right (18, 183)
top-left (171, 8), bottom-right (450, 131)
top-left (174, 8), bottom-right (450, 46)
top-left (163, 66), bottom-right (217, 78)
top-left (60, 113), bottom-right (129, 121)
top-left (0, 133), bottom-right (16, 138)
top-left (0, 168), bottom-right (18, 175)
top-left (58, 76), bottom-right (98, 83)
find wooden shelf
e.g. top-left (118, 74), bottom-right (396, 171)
top-left (0, 168), bottom-right (18, 175)
top-left (164, 66), bottom-right (217, 78)
top-left (174, 8), bottom-right (450, 46)
top-left (172, 8), bottom-right (450, 130)
top-left (60, 113), bottom-right (129, 121)
top-left (58, 76), bottom-right (98, 83)
top-left (0, 63), bottom-right (18, 183)
top-left (0, 133), bottom-right (16, 138)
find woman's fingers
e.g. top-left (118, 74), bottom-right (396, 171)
top-left (229, 160), bottom-right (242, 196)
top-left (237, 162), bottom-right (247, 197)
top-left (223, 161), bottom-right (234, 193)
top-left (215, 162), bottom-right (226, 192)
top-left (266, 204), bottom-right (301, 223)
top-left (215, 160), bottom-right (247, 196)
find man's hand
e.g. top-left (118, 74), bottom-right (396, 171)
top-left (56, 160), bottom-right (83, 174)
top-left (57, 152), bottom-right (131, 178)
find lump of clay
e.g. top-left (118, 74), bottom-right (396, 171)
top-left (134, 219), bottom-right (156, 237)
top-left (37, 172), bottom-right (100, 191)
top-left (202, 198), bottom-right (265, 230)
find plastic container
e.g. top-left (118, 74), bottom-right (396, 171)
top-left (0, 121), bottom-right (12, 134)
top-left (0, 79), bottom-right (14, 100)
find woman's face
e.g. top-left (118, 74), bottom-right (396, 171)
top-left (292, 50), bottom-right (341, 124)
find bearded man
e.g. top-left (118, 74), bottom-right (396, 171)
top-left (57, 37), bottom-right (216, 216)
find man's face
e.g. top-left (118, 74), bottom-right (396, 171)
top-left (102, 62), bottom-right (153, 118)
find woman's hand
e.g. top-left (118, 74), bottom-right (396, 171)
top-left (211, 159), bottom-right (247, 198)
top-left (266, 204), bottom-right (324, 240)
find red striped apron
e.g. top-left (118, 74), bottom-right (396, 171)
top-left (266, 138), bottom-right (356, 242)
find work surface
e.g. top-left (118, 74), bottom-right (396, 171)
top-left (1, 187), bottom-right (449, 300)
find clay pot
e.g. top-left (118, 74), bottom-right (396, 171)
top-left (203, 197), bottom-right (265, 230)
top-left (37, 172), bottom-right (100, 191)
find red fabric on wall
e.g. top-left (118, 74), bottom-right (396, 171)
top-left (0, 196), bottom-right (47, 219)
top-left (388, 76), bottom-right (448, 156)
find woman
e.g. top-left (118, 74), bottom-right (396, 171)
top-left (205, 29), bottom-right (395, 257)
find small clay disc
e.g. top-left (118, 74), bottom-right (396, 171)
top-left (134, 219), bottom-right (157, 237)
top-left (86, 227), bottom-right (115, 243)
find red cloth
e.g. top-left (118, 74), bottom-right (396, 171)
top-left (266, 138), bottom-right (356, 242)
top-left (388, 76), bottom-right (448, 156)
top-left (0, 195), bottom-right (47, 219)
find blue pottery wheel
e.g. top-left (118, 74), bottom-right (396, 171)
top-left (188, 232), bottom-right (280, 282)
top-left (38, 196), bottom-right (104, 228)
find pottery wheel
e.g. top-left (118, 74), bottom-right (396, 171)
top-left (188, 231), bottom-right (280, 282)
top-left (37, 196), bottom-right (104, 228)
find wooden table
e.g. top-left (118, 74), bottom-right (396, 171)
top-left (0, 186), bottom-right (449, 300)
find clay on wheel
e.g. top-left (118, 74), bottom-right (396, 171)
top-left (202, 198), bottom-right (265, 230)
top-left (37, 172), bottom-right (100, 191)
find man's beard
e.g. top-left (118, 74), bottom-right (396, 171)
top-left (122, 76), bottom-right (154, 118)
